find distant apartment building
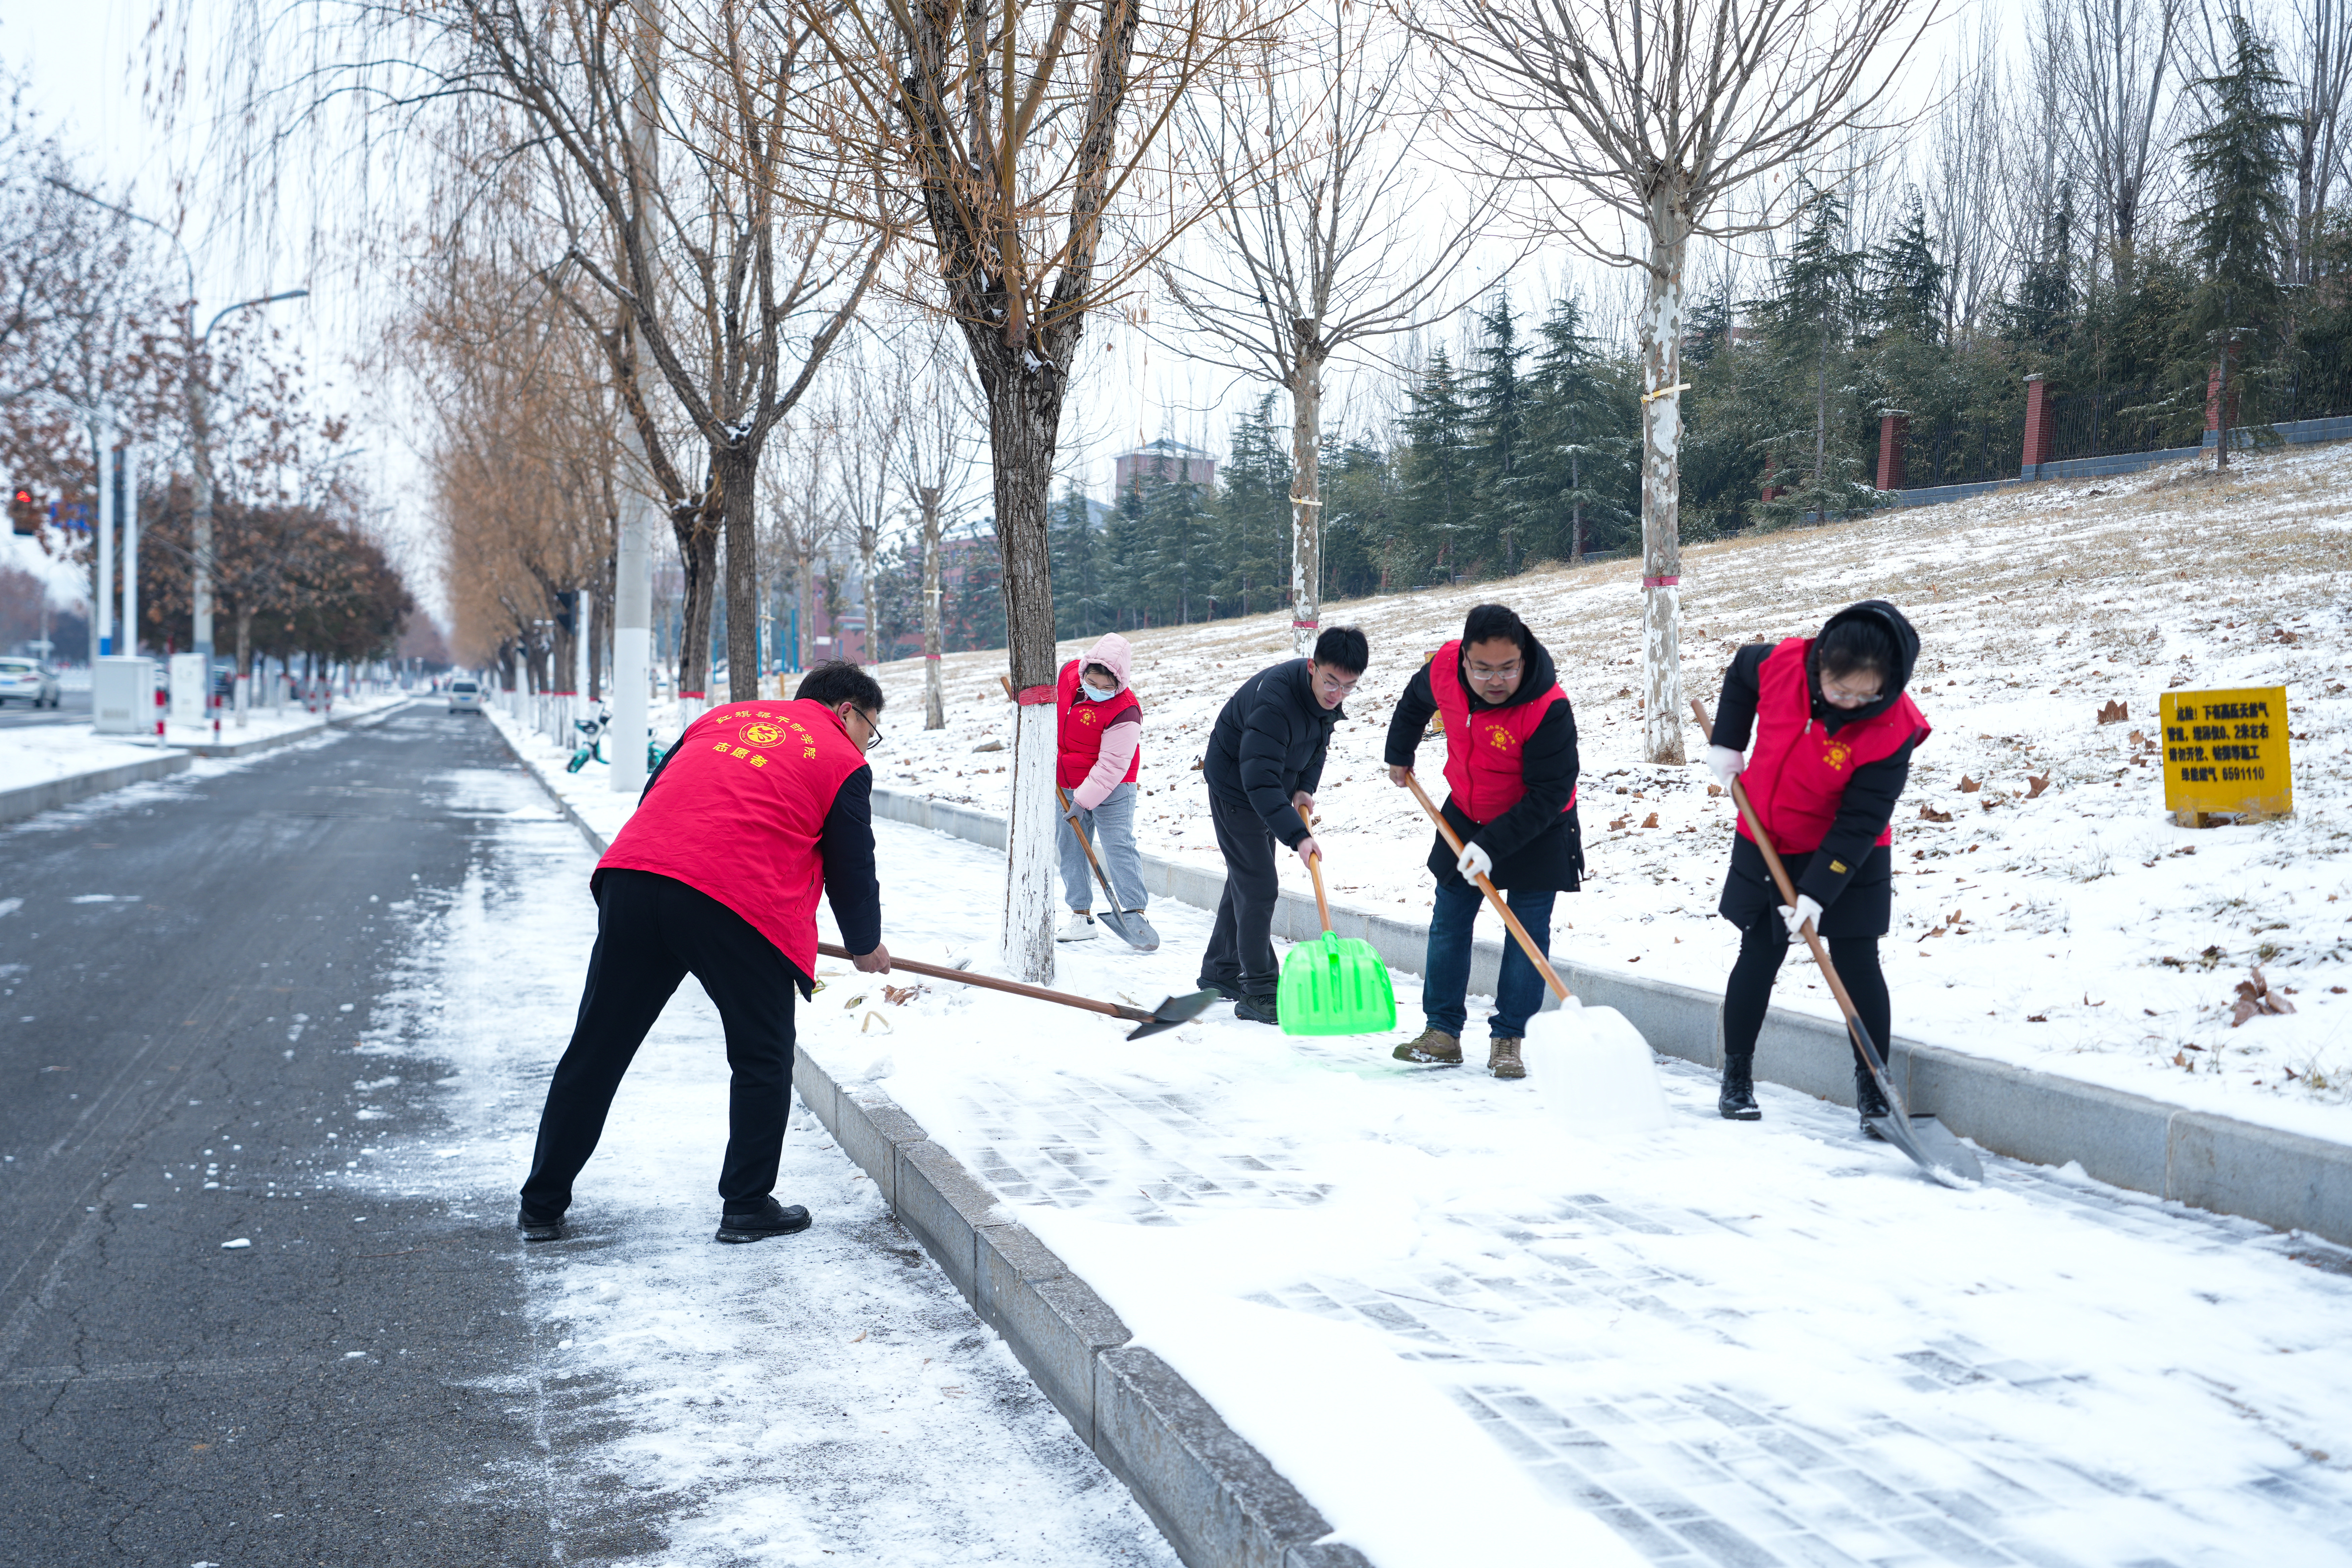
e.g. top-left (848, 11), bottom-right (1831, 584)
top-left (1114, 438), bottom-right (1217, 495)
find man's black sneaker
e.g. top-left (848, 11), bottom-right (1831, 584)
top-left (1199, 978), bottom-right (1245, 1002)
top-left (1233, 992), bottom-right (1279, 1026)
top-left (715, 1196), bottom-right (814, 1244)
top-left (518, 1208), bottom-right (566, 1242)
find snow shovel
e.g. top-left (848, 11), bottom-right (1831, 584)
top-left (815, 943), bottom-right (1215, 1041)
top-left (1690, 699), bottom-right (1982, 1189)
top-left (1403, 773), bottom-right (1669, 1130)
top-left (1056, 786), bottom-right (1158, 951)
top-left (1276, 853), bottom-right (1397, 1036)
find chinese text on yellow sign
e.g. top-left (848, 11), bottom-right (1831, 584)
top-left (2162, 686), bottom-right (2291, 818)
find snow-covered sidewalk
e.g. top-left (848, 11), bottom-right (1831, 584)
top-left (0, 723), bottom-right (177, 792)
top-left (350, 764), bottom-right (1182, 1567)
top-left (804, 818), bottom-right (2352, 1568)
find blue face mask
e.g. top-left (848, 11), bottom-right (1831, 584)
top-left (1080, 680), bottom-right (1117, 701)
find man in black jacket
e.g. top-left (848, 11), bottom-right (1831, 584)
top-left (1384, 604), bottom-right (1581, 1078)
top-left (1198, 626), bottom-right (1369, 1024)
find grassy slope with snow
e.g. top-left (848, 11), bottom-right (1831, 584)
top-left (868, 441), bottom-right (2352, 1142)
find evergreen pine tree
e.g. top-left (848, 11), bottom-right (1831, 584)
top-left (1213, 396), bottom-right (1290, 618)
top-left (2181, 14), bottom-right (2294, 465)
top-left (1872, 190), bottom-right (1947, 345)
top-left (1103, 472), bottom-right (1152, 630)
top-left (948, 521), bottom-right (1006, 652)
top-left (1048, 481), bottom-right (1104, 638)
top-left (1528, 296), bottom-right (1637, 562)
top-left (1142, 469), bottom-right (1210, 623)
top-left (1467, 293), bottom-right (1530, 573)
top-left (2006, 183), bottom-right (2077, 354)
top-left (1396, 347), bottom-right (1477, 581)
top-left (1749, 187), bottom-right (1873, 527)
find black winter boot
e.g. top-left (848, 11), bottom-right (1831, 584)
top-left (1718, 1056), bottom-right (1760, 1121)
top-left (1855, 1063), bottom-right (1892, 1139)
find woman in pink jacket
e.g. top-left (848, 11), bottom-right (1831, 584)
top-left (1054, 633), bottom-right (1157, 949)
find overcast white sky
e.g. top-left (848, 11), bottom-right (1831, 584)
top-left (2, 0), bottom-right (2026, 622)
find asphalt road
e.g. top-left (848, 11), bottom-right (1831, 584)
top-left (0, 687), bottom-right (91, 729)
top-left (0, 704), bottom-right (624, 1567)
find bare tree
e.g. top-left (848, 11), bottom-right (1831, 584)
top-left (1157, 3), bottom-right (1501, 655)
top-left (791, 0), bottom-right (1277, 981)
top-left (886, 319), bottom-right (981, 729)
top-left (1924, 24), bottom-right (2007, 345)
top-left (2280, 0), bottom-right (2352, 288)
top-left (1413, 0), bottom-right (1940, 764)
top-left (2039, 0), bottom-right (2187, 294)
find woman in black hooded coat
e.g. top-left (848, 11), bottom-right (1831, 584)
top-left (1705, 601), bottom-right (1931, 1131)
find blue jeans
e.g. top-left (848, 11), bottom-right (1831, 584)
top-left (1058, 781), bottom-right (1146, 912)
top-left (1422, 880), bottom-right (1556, 1040)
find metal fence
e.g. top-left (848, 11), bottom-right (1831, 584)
top-left (1901, 410), bottom-right (2025, 487)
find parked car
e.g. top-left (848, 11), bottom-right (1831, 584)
top-left (0, 657), bottom-right (60, 707)
top-left (447, 679), bottom-right (485, 714)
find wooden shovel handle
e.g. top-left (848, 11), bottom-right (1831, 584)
top-left (1306, 850), bottom-right (1332, 933)
top-left (815, 942), bottom-right (1148, 1023)
top-left (1400, 771), bottom-right (1570, 1003)
top-left (1687, 698), bottom-right (1879, 1063)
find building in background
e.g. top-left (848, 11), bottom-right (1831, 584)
top-left (1114, 438), bottom-right (1216, 495)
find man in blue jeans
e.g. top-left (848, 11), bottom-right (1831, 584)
top-left (1382, 604), bottom-right (1582, 1079)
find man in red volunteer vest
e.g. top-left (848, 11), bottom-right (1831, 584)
top-left (1054, 632), bottom-right (1157, 950)
top-left (1705, 600), bottom-right (1930, 1133)
top-left (517, 662), bottom-right (893, 1244)
top-left (1383, 604), bottom-right (1582, 1080)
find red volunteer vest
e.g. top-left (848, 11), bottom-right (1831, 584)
top-left (1740, 638), bottom-right (1931, 854)
top-left (598, 697), bottom-right (869, 977)
top-left (1431, 639), bottom-right (1577, 825)
top-left (1056, 659), bottom-right (1142, 790)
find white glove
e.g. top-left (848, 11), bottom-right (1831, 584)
top-left (1780, 894), bottom-right (1823, 940)
top-left (1708, 745), bottom-right (1746, 791)
top-left (1456, 840), bottom-right (1494, 882)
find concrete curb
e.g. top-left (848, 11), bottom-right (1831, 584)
top-left (871, 785), bottom-right (2352, 1251)
top-left (495, 733), bottom-right (1368, 1568)
top-left (0, 751), bottom-right (193, 825)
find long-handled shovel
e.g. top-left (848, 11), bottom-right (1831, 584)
top-left (1055, 786), bottom-right (1158, 951)
top-left (1690, 699), bottom-right (1981, 1188)
top-left (816, 943), bottom-right (1214, 1041)
top-left (1403, 773), bottom-right (1668, 1129)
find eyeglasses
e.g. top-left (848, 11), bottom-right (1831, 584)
top-left (854, 706), bottom-right (887, 752)
top-left (1819, 679), bottom-right (1880, 709)
top-left (1315, 670), bottom-right (1361, 696)
top-left (1466, 659), bottom-right (1523, 681)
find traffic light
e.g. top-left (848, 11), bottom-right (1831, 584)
top-left (9, 488), bottom-right (40, 536)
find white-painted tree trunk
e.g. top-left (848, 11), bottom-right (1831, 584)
top-left (1000, 700), bottom-right (1060, 981)
top-left (1640, 193), bottom-right (1692, 766)
top-left (1288, 345), bottom-right (1326, 658)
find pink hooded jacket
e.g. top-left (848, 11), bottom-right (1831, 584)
top-left (1071, 632), bottom-right (1142, 811)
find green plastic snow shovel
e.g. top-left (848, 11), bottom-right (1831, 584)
top-left (1278, 852), bottom-right (1397, 1036)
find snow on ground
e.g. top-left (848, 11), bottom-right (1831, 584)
top-left (867, 441), bottom-right (2352, 1141)
top-left (0, 689), bottom-right (408, 792)
top-left (810, 817), bottom-right (2352, 1568)
top-left (347, 765), bottom-right (1181, 1568)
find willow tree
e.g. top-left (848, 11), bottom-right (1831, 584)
top-left (793, 0), bottom-right (1281, 980)
top-left (1414, 0), bottom-right (1938, 763)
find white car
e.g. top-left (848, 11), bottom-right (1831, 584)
top-left (447, 679), bottom-right (485, 714)
top-left (0, 658), bottom-right (60, 707)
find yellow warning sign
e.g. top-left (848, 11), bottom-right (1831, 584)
top-left (2161, 686), bottom-right (2292, 818)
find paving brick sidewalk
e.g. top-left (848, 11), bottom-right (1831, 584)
top-left (899, 1052), bottom-right (2352, 1568)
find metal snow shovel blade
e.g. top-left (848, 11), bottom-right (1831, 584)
top-left (1278, 853), bottom-right (1397, 1035)
top-left (1056, 787), bottom-right (1156, 951)
top-left (1404, 773), bottom-right (1670, 1129)
top-left (1690, 700), bottom-right (1982, 1189)
top-left (816, 943), bottom-right (1214, 1041)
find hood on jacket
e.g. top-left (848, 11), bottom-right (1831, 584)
top-left (1808, 599), bottom-right (1919, 731)
top-left (1457, 630), bottom-right (1560, 713)
top-left (1078, 633), bottom-right (1134, 694)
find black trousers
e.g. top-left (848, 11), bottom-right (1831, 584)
top-left (520, 869), bottom-right (801, 1219)
top-left (1200, 792), bottom-right (1281, 995)
top-left (1720, 906), bottom-right (1892, 1078)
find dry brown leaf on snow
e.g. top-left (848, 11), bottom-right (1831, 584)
top-left (2026, 773), bottom-right (2052, 799)
top-left (1919, 804), bottom-right (1952, 822)
top-left (1707, 783), bottom-right (1725, 797)
top-left (1959, 775), bottom-right (1981, 792)
top-left (1640, 812), bottom-right (1660, 829)
top-left (881, 983), bottom-right (927, 1007)
top-left (2097, 700), bottom-right (2129, 724)
top-left (2232, 966), bottom-right (2297, 1027)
